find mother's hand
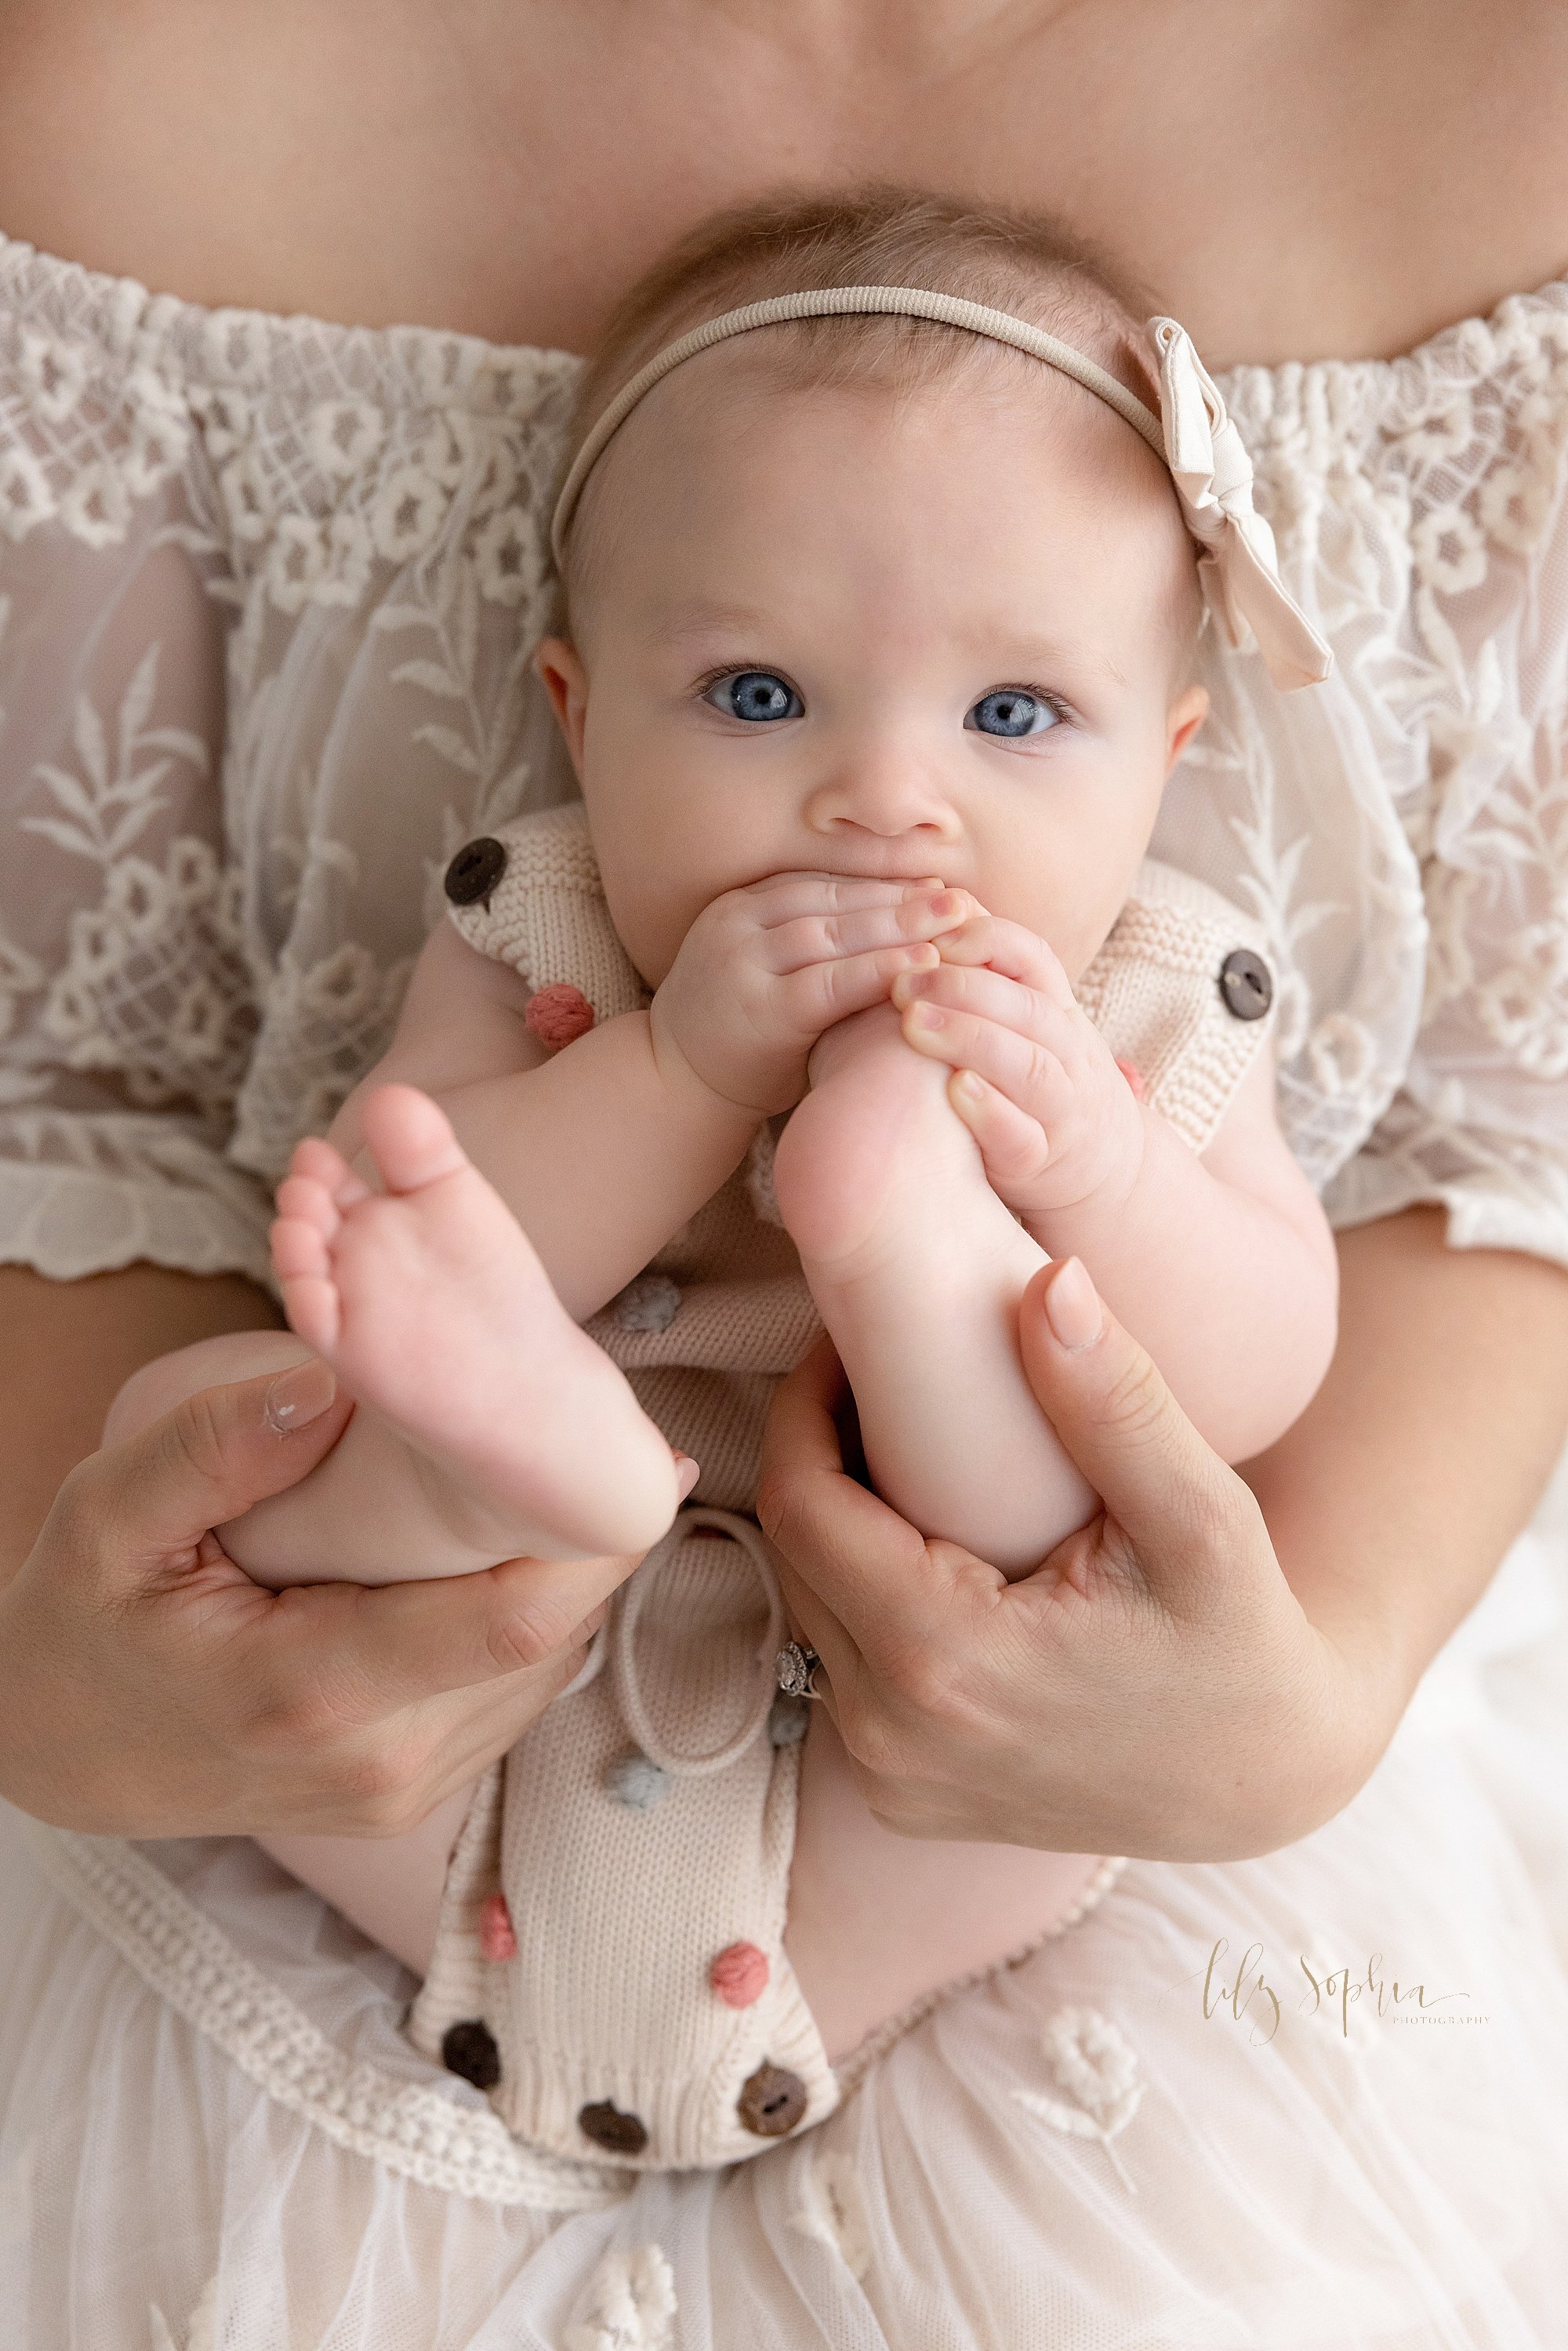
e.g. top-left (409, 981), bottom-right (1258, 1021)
top-left (0, 1360), bottom-right (637, 1838)
top-left (758, 1258), bottom-right (1380, 1862)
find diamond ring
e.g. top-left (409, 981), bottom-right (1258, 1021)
top-left (774, 1641), bottom-right (822, 1699)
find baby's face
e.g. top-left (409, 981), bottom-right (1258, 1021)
top-left (539, 353), bottom-right (1207, 988)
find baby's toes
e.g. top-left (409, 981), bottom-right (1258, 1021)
top-left (289, 1134), bottom-right (369, 1210)
top-left (358, 1083), bottom-right (469, 1197)
top-left (275, 1172), bottom-right (343, 1243)
top-left (270, 1212), bottom-right (333, 1285)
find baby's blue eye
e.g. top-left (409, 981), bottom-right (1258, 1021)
top-left (967, 689), bottom-right (1058, 739)
top-left (706, 670), bottom-right (803, 723)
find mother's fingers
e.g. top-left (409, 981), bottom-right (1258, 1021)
top-left (80, 1360), bottom-right (357, 1574)
top-left (1018, 1259), bottom-right (1269, 1619)
top-left (757, 1334), bottom-right (998, 1667)
top-left (278, 1542), bottom-right (643, 1719)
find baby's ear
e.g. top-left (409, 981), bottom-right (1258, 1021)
top-left (534, 638), bottom-right (590, 775)
top-left (1163, 684), bottom-right (1208, 776)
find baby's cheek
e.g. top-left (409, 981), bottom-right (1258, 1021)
top-left (597, 863), bottom-right (705, 990)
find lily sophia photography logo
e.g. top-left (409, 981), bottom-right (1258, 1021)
top-left (1168, 1935), bottom-right (1490, 2048)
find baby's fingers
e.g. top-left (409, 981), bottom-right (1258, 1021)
top-left (948, 1071), bottom-right (1052, 1192)
top-left (768, 888), bottom-right (974, 974)
top-left (782, 940), bottom-right (942, 1029)
top-left (899, 994), bottom-right (1074, 1128)
top-left (929, 914), bottom-right (1073, 1004)
top-left (749, 873), bottom-right (943, 925)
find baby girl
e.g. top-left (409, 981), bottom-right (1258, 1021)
top-left (106, 189), bottom-right (1338, 2170)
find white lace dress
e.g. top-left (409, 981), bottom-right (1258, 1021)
top-left (3, 230), bottom-right (1568, 2349)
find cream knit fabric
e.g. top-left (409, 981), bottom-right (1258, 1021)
top-left (408, 804), bottom-right (1276, 2171)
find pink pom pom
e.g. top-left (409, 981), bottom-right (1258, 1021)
top-left (709, 1940), bottom-right (770, 2008)
top-left (524, 983), bottom-right (596, 1049)
top-left (1114, 1057), bottom-right (1145, 1101)
top-left (479, 1892), bottom-right (518, 1962)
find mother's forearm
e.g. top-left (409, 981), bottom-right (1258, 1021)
top-left (0, 1262), bottom-right (283, 1581)
top-left (1242, 1206), bottom-right (1568, 1733)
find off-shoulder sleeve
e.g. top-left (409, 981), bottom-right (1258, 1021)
top-left (1321, 313), bottom-right (1568, 1267)
top-left (0, 333), bottom-right (271, 1282)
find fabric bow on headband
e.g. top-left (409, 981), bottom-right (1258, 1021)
top-left (1149, 317), bottom-right (1330, 690)
top-left (550, 287), bottom-right (1333, 694)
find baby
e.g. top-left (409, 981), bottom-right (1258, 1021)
top-left (106, 190), bottom-right (1338, 2170)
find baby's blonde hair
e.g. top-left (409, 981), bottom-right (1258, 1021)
top-left (559, 184), bottom-right (1200, 656)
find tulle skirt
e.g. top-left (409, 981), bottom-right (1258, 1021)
top-left (6, 1458), bottom-right (1568, 2349)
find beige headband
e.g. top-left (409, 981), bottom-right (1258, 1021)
top-left (550, 285), bottom-right (1333, 692)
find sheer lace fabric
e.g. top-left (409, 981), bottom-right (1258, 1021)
top-left (8, 1502), bottom-right (1568, 2348)
top-left (2, 231), bottom-right (1568, 1279)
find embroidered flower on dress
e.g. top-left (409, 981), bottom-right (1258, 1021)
top-left (473, 506), bottom-right (546, 607)
top-left (563, 2244), bottom-right (677, 2351)
top-left (1478, 459), bottom-right (1559, 556)
top-left (307, 398), bottom-right (386, 481)
top-left (191, 383), bottom-right (254, 463)
top-left (19, 328), bottom-right (89, 425)
top-left (1014, 2005), bottom-right (1145, 2193)
top-left (0, 446), bottom-right (53, 540)
top-left (371, 463), bottom-right (448, 562)
top-left (1411, 504), bottom-right (1488, 595)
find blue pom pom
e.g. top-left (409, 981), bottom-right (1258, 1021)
top-left (604, 1750), bottom-right (671, 1809)
top-left (609, 1273), bottom-right (681, 1333)
top-left (768, 1696), bottom-right (811, 1748)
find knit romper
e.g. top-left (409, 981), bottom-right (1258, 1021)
top-left (407, 802), bottom-right (1279, 2172)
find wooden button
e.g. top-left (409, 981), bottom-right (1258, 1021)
top-left (736, 2062), bottom-right (808, 2138)
top-left (443, 836), bottom-right (507, 909)
top-left (441, 2019), bottom-right (501, 2090)
top-left (1218, 947), bottom-right (1272, 1021)
top-left (578, 2099), bottom-right (649, 2155)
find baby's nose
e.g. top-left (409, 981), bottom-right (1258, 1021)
top-left (804, 753), bottom-right (958, 843)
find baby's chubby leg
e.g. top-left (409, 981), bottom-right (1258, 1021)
top-left (785, 1708), bottom-right (1106, 2062)
top-left (771, 1003), bottom-right (1096, 1573)
top-left (103, 1084), bottom-right (687, 1968)
top-left (772, 1009), bottom-right (1105, 2052)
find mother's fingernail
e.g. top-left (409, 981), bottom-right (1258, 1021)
top-left (265, 1358), bottom-right (339, 1431)
top-left (674, 1453), bottom-right (701, 1500)
top-left (1043, 1257), bottom-right (1102, 1352)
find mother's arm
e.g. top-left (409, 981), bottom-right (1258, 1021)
top-left (759, 1209), bottom-right (1568, 1860)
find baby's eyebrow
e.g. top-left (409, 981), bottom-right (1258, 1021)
top-left (978, 633), bottom-right (1129, 691)
top-left (646, 602), bottom-right (1129, 691)
top-left (648, 600), bottom-right (779, 644)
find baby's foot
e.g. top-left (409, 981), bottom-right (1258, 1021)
top-left (270, 1084), bottom-right (682, 1562)
top-left (773, 1005), bottom-right (1096, 1571)
top-left (774, 1000), bottom-right (1040, 1288)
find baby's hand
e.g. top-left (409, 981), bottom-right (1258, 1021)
top-left (652, 874), bottom-right (975, 1117)
top-left (891, 914), bottom-right (1145, 1226)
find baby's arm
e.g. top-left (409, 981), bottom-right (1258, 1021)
top-left (346, 877), bottom-right (963, 1319)
top-left (106, 875), bottom-right (961, 1587)
top-left (893, 915), bottom-right (1338, 1465)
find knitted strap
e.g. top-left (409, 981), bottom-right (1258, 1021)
top-left (610, 1505), bottom-right (786, 1776)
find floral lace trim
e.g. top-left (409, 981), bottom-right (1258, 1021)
top-left (20, 1819), bottom-right (628, 2211)
top-left (0, 230), bottom-right (582, 416)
